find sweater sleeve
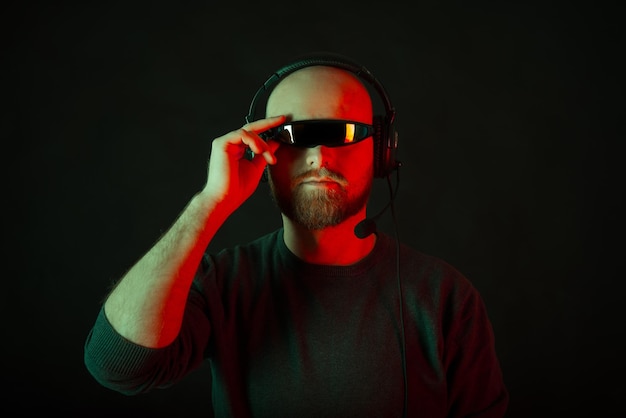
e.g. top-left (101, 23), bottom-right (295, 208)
top-left (445, 287), bottom-right (509, 417)
top-left (83, 307), bottom-right (169, 395)
top-left (83, 278), bottom-right (212, 395)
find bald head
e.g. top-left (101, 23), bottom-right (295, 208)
top-left (266, 66), bottom-right (373, 124)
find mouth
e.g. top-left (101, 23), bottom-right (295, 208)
top-left (301, 181), bottom-right (338, 189)
top-left (299, 176), bottom-right (344, 187)
top-left (302, 177), bottom-right (335, 183)
top-left (293, 169), bottom-right (347, 188)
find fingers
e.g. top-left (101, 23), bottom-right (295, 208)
top-left (247, 139), bottom-right (280, 167)
top-left (243, 114), bottom-right (287, 133)
top-left (232, 115), bottom-right (287, 165)
top-left (207, 115), bottom-right (286, 191)
top-left (203, 116), bottom-right (287, 208)
top-left (242, 132), bottom-right (275, 165)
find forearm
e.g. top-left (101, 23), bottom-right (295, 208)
top-left (104, 191), bottom-right (230, 348)
top-left (101, 117), bottom-right (282, 349)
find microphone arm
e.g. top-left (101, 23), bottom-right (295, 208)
top-left (354, 167), bottom-right (401, 239)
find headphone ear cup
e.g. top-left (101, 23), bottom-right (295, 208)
top-left (373, 115), bottom-right (399, 178)
top-left (373, 115), bottom-right (388, 178)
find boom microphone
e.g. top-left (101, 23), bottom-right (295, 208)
top-left (354, 198), bottom-right (393, 239)
top-left (354, 217), bottom-right (378, 239)
top-left (354, 166), bottom-right (401, 239)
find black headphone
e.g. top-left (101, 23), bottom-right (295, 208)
top-left (245, 52), bottom-right (400, 178)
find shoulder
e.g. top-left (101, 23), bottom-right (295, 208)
top-left (377, 233), bottom-right (479, 302)
top-left (384, 235), bottom-right (493, 335)
top-left (193, 229), bottom-right (283, 289)
top-left (207, 229), bottom-right (282, 265)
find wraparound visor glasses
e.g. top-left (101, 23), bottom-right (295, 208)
top-left (261, 119), bottom-right (374, 147)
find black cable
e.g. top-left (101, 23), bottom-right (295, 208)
top-left (387, 168), bottom-right (407, 418)
top-left (355, 167), bottom-right (405, 416)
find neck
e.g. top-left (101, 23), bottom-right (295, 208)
top-left (282, 213), bottom-right (376, 266)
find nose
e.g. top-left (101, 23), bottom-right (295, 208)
top-left (305, 145), bottom-right (330, 169)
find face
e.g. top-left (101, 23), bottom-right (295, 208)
top-left (265, 66), bottom-right (374, 230)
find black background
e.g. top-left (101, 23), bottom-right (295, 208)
top-left (3, 1), bottom-right (623, 417)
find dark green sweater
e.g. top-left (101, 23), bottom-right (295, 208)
top-left (84, 229), bottom-right (508, 417)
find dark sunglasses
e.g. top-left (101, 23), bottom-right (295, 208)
top-left (261, 119), bottom-right (374, 147)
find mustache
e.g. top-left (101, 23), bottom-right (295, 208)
top-left (292, 168), bottom-right (347, 185)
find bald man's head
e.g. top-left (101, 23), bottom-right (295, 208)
top-left (266, 66), bottom-right (373, 124)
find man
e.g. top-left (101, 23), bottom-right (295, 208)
top-left (84, 53), bottom-right (509, 417)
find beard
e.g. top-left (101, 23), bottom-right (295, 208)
top-left (269, 167), bottom-right (372, 230)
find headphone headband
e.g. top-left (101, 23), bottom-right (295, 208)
top-left (246, 52), bottom-right (395, 126)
